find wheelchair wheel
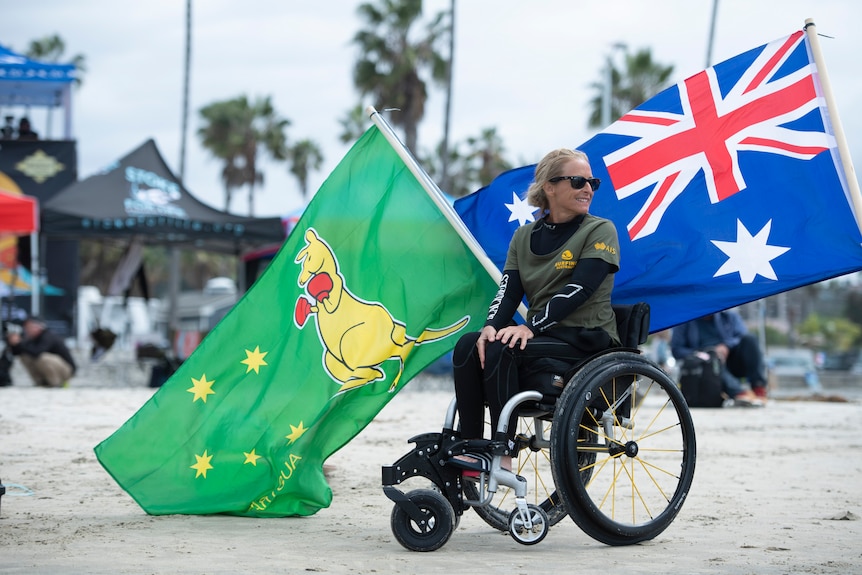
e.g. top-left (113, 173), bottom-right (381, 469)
top-left (390, 489), bottom-right (455, 552)
top-left (465, 415), bottom-right (568, 531)
top-left (508, 504), bottom-right (549, 545)
top-left (551, 351), bottom-right (696, 546)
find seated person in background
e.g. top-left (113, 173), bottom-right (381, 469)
top-left (671, 309), bottom-right (768, 402)
top-left (16, 117), bottom-right (39, 141)
top-left (453, 148), bottom-right (620, 472)
top-left (5, 316), bottom-right (76, 387)
top-left (1, 115), bottom-right (14, 139)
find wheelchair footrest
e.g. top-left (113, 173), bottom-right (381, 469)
top-left (444, 453), bottom-right (490, 474)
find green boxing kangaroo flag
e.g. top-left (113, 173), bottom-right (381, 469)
top-left (95, 124), bottom-right (498, 516)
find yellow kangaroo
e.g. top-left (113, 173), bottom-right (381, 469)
top-left (294, 228), bottom-right (469, 393)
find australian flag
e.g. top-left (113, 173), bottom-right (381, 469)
top-left (454, 30), bottom-right (862, 332)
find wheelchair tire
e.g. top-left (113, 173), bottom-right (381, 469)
top-left (508, 504), bottom-right (549, 545)
top-left (551, 351), bottom-right (696, 546)
top-left (464, 415), bottom-right (568, 531)
top-left (390, 489), bottom-right (455, 552)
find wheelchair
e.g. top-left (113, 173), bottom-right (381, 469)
top-left (381, 303), bottom-right (697, 551)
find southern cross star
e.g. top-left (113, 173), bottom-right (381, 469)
top-left (505, 191), bottom-right (536, 226)
top-left (712, 219), bottom-right (790, 284)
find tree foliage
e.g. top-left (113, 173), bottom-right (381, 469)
top-left (338, 104), bottom-right (369, 145)
top-left (287, 139), bottom-right (324, 198)
top-left (197, 95), bottom-right (289, 215)
top-left (797, 313), bottom-right (862, 352)
top-left (25, 33), bottom-right (86, 87)
top-left (351, 0), bottom-right (447, 151)
top-left (587, 46), bottom-right (674, 128)
top-left (424, 127), bottom-right (513, 198)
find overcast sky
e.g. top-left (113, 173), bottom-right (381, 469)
top-left (2, 0), bottom-right (859, 218)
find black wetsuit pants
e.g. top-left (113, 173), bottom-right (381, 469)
top-left (452, 331), bottom-right (586, 440)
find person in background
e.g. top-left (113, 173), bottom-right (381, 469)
top-left (1, 115), bottom-right (14, 139)
top-left (671, 309), bottom-right (768, 401)
top-left (5, 316), bottom-right (75, 387)
top-left (16, 117), bottom-right (39, 140)
top-left (452, 148), bottom-right (620, 473)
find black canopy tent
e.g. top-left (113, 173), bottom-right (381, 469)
top-left (42, 139), bottom-right (286, 253)
top-left (38, 138), bottom-right (285, 346)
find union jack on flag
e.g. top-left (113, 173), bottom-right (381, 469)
top-left (455, 29), bottom-right (862, 332)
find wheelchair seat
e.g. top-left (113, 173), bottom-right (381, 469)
top-left (519, 302), bottom-right (651, 415)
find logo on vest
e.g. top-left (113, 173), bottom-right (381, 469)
top-left (594, 241), bottom-right (617, 255)
top-left (555, 250), bottom-right (576, 270)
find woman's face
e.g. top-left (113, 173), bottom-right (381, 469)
top-left (544, 157), bottom-right (595, 221)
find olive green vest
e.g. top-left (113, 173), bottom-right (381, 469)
top-left (505, 215), bottom-right (621, 343)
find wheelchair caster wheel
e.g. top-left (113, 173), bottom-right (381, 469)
top-left (390, 489), bottom-right (454, 552)
top-left (508, 504), bottom-right (549, 545)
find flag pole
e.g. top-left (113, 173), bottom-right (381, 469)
top-left (366, 107), bottom-right (500, 276)
top-left (804, 19), bottom-right (862, 233)
top-left (366, 106), bottom-right (528, 318)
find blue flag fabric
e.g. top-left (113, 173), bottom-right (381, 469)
top-left (454, 30), bottom-right (862, 332)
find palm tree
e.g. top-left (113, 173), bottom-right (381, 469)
top-left (287, 140), bottom-right (324, 199)
top-left (423, 126), bottom-right (512, 198)
top-left (351, 0), bottom-right (447, 152)
top-left (421, 140), bottom-right (467, 197)
top-left (338, 104), bottom-right (369, 144)
top-left (198, 95), bottom-right (289, 215)
top-left (464, 127), bottom-right (511, 189)
top-left (587, 47), bottom-right (674, 128)
top-left (25, 34), bottom-right (86, 86)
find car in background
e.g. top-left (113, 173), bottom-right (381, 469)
top-left (766, 347), bottom-right (820, 390)
top-left (820, 350), bottom-right (860, 371)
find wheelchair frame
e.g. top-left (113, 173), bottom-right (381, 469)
top-left (382, 303), bottom-right (698, 551)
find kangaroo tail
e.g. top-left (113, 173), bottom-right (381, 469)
top-left (415, 315), bottom-right (470, 345)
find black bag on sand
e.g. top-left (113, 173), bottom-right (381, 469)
top-left (679, 350), bottom-right (725, 408)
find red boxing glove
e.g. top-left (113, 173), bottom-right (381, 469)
top-left (308, 272), bottom-right (333, 301)
top-left (294, 296), bottom-right (312, 327)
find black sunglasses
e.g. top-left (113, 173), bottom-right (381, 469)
top-left (549, 175), bottom-right (601, 191)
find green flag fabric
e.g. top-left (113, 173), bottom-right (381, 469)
top-left (94, 126), bottom-right (498, 517)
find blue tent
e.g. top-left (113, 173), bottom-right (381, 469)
top-left (0, 44), bottom-right (76, 137)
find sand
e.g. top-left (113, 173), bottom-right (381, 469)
top-left (1, 366), bottom-right (862, 574)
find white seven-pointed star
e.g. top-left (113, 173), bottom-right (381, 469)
top-left (505, 192), bottom-right (536, 226)
top-left (711, 219), bottom-right (790, 283)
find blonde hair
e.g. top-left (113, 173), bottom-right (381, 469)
top-left (526, 148), bottom-right (590, 212)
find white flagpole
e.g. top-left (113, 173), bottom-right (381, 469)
top-left (367, 106), bottom-right (528, 319)
top-left (804, 19), bottom-right (862, 233)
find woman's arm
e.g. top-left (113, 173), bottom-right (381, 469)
top-left (528, 258), bottom-right (613, 334)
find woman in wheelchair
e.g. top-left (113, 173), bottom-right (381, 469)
top-left (453, 148), bottom-right (620, 468)
top-left (383, 149), bottom-right (695, 551)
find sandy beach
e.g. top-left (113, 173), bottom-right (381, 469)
top-left (1, 357), bottom-right (862, 575)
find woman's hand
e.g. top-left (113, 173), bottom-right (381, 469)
top-left (476, 325), bottom-right (497, 369)
top-left (476, 324), bottom-right (535, 368)
top-left (495, 325), bottom-right (534, 350)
